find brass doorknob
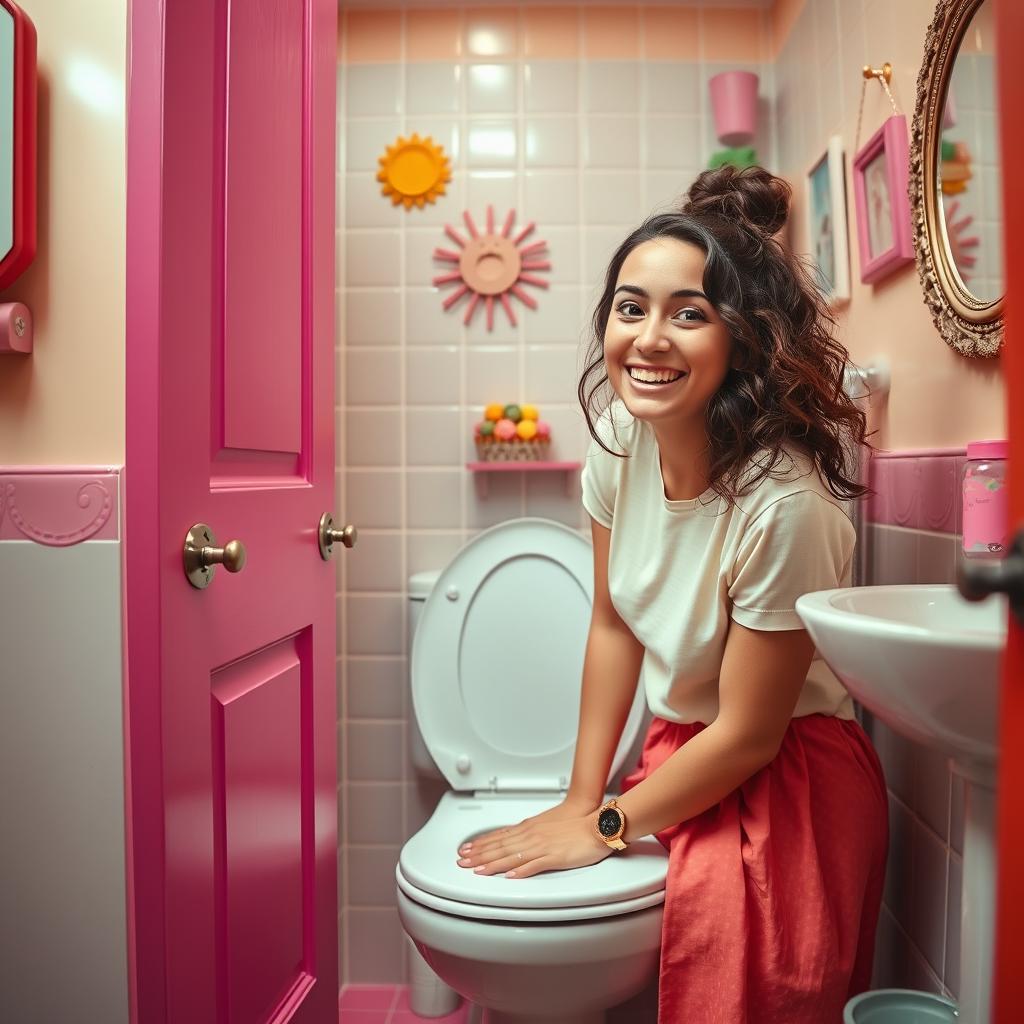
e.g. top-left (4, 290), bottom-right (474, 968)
top-left (183, 523), bottom-right (247, 589)
top-left (319, 512), bottom-right (357, 560)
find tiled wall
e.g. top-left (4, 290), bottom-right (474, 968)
top-left (336, 3), bottom-right (774, 984)
top-left (865, 450), bottom-right (968, 1002)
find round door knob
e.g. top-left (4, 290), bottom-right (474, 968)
top-left (319, 512), bottom-right (358, 560)
top-left (183, 524), bottom-right (247, 589)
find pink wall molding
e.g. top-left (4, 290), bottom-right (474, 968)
top-left (0, 467), bottom-right (120, 544)
top-left (867, 449), bottom-right (967, 534)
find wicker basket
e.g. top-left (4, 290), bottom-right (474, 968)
top-left (474, 439), bottom-right (551, 462)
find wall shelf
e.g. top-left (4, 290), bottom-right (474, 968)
top-left (466, 460), bottom-right (582, 497)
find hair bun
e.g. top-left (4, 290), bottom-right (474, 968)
top-left (683, 165), bottom-right (790, 238)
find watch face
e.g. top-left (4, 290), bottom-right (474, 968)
top-left (598, 807), bottom-right (622, 839)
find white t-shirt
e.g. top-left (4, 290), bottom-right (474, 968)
top-left (581, 403), bottom-right (856, 725)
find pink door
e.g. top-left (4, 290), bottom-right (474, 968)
top-left (124, 2), bottom-right (338, 1022)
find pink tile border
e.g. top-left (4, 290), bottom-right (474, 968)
top-left (0, 466), bottom-right (121, 544)
top-left (866, 450), bottom-right (965, 534)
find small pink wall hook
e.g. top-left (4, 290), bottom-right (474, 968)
top-left (0, 301), bottom-right (32, 353)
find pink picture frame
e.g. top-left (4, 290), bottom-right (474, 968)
top-left (852, 114), bottom-right (915, 284)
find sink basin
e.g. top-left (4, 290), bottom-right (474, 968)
top-left (795, 584), bottom-right (1007, 767)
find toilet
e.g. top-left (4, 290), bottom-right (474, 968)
top-left (396, 518), bottom-right (669, 1024)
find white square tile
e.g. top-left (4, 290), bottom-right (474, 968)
top-left (411, 171), bottom-right (464, 228)
top-left (582, 173), bottom-right (644, 226)
top-left (406, 288), bottom-right (461, 345)
top-left (468, 63), bottom-right (517, 114)
top-left (524, 171), bottom-right (579, 225)
top-left (539, 227), bottom-right (581, 284)
top-left (346, 410), bottom-right (402, 466)
top-left (346, 348), bottom-right (402, 407)
top-left (525, 345), bottom-right (581, 404)
top-left (525, 117), bottom-right (579, 168)
top-left (466, 171), bottom-right (518, 217)
top-left (343, 288), bottom-right (402, 346)
top-left (643, 62), bottom-right (701, 115)
top-left (525, 471), bottom-right (583, 527)
top-left (406, 229), bottom-right (447, 288)
top-left (345, 531), bottom-right (404, 592)
top-left (345, 173), bottom-right (406, 230)
top-left (344, 470), bottom-right (402, 529)
top-left (467, 120), bottom-right (518, 169)
top-left (466, 347), bottom-right (520, 405)
top-left (345, 118), bottom-right (402, 172)
top-left (584, 116), bottom-right (640, 169)
top-left (405, 347), bottom-right (461, 406)
top-left (407, 470), bottom-right (462, 529)
top-left (346, 232), bottom-right (401, 287)
top-left (346, 65), bottom-right (403, 117)
top-left (523, 287), bottom-right (585, 345)
top-left (411, 117), bottom-right (461, 167)
top-left (583, 226), bottom-right (631, 289)
top-left (583, 62), bottom-right (639, 114)
top-left (539, 405), bottom-right (589, 462)
top-left (345, 595), bottom-right (404, 656)
top-left (346, 658), bottom-right (405, 719)
top-left (406, 408), bottom-right (463, 466)
top-left (524, 63), bottom-right (578, 114)
top-left (643, 116), bottom-right (702, 171)
top-left (467, 471), bottom-right (523, 529)
top-left (644, 171), bottom-right (690, 216)
top-left (406, 64), bottom-right (462, 116)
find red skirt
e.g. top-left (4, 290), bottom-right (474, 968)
top-left (620, 714), bottom-right (888, 1024)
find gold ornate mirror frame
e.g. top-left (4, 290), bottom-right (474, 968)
top-left (909, 0), bottom-right (1003, 358)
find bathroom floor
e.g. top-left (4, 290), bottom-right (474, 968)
top-left (339, 985), bottom-right (471, 1023)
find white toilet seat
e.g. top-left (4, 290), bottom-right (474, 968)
top-left (410, 518), bottom-right (647, 794)
top-left (398, 792), bottom-right (668, 923)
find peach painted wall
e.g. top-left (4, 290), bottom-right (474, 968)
top-left (776, 0), bottom-right (1004, 450)
top-left (0, 0), bottom-right (127, 465)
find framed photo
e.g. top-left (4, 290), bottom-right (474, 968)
top-left (852, 114), bottom-right (915, 284)
top-left (805, 135), bottom-right (851, 304)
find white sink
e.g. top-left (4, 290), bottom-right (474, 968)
top-left (795, 584), bottom-right (1006, 767)
top-left (795, 583), bottom-right (1009, 1024)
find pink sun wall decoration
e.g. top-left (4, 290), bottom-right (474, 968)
top-left (433, 206), bottom-right (551, 330)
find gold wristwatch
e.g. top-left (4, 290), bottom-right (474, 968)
top-left (595, 799), bottom-right (629, 851)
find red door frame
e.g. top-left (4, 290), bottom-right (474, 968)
top-left (994, 0), bottom-right (1023, 1017)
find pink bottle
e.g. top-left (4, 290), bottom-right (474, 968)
top-left (962, 439), bottom-right (1009, 558)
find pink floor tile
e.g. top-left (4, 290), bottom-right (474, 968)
top-left (391, 986), bottom-right (469, 1022)
top-left (338, 1012), bottom-right (390, 1024)
top-left (339, 984), bottom-right (399, 1011)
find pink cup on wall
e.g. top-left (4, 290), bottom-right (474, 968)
top-left (709, 70), bottom-right (759, 147)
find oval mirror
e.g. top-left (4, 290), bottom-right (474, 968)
top-left (910, 0), bottom-right (1003, 357)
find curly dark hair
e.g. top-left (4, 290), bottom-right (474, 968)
top-left (578, 164), bottom-right (875, 504)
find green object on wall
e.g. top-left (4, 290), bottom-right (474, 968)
top-left (708, 145), bottom-right (757, 170)
top-left (941, 137), bottom-right (957, 161)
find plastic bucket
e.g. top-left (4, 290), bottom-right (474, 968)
top-left (708, 70), bottom-right (759, 146)
top-left (844, 989), bottom-right (959, 1023)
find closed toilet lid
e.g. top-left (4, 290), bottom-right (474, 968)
top-left (398, 793), bottom-right (669, 920)
top-left (411, 517), bottom-right (646, 793)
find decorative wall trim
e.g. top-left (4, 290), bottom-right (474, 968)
top-left (867, 449), bottom-right (966, 533)
top-left (0, 467), bottom-right (121, 544)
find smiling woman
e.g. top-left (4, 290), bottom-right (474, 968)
top-left (454, 166), bottom-right (889, 1024)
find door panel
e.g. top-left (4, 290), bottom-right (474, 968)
top-left (125, 1), bottom-right (338, 1021)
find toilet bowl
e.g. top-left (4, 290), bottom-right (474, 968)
top-left (398, 518), bottom-right (668, 1023)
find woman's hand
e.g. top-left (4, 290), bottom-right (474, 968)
top-left (455, 799), bottom-right (612, 879)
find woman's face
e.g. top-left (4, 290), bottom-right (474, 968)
top-left (603, 237), bottom-right (732, 430)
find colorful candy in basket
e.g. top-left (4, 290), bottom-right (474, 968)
top-left (474, 403), bottom-right (552, 462)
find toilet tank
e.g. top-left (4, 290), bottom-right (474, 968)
top-left (408, 570), bottom-right (443, 780)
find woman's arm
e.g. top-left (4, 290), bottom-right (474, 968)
top-left (563, 517), bottom-right (646, 810)
top-left (614, 622), bottom-right (815, 842)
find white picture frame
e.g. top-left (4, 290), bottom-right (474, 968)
top-left (805, 135), bottom-right (851, 305)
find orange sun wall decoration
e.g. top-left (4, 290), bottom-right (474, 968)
top-left (433, 206), bottom-right (551, 330)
